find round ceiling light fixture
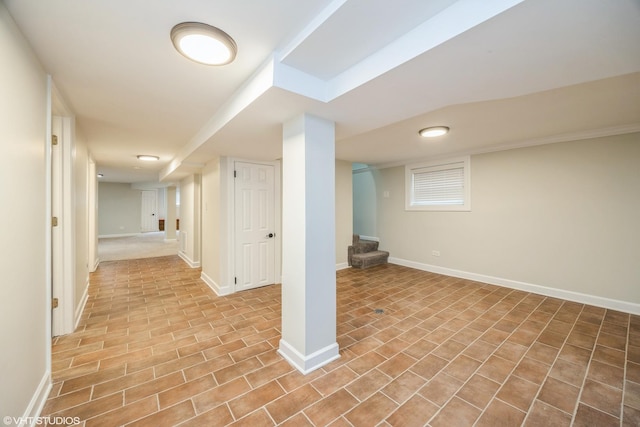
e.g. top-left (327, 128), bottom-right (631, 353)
top-left (171, 22), bottom-right (237, 66)
top-left (137, 155), bottom-right (159, 161)
top-left (419, 126), bottom-right (450, 138)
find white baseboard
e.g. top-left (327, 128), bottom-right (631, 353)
top-left (98, 233), bottom-right (139, 238)
top-left (91, 257), bottom-right (100, 272)
top-left (359, 235), bottom-right (379, 242)
top-left (389, 257), bottom-right (640, 315)
top-left (74, 278), bottom-right (90, 331)
top-left (201, 271), bottom-right (233, 296)
top-left (278, 339), bottom-right (340, 374)
top-left (22, 371), bottom-right (51, 427)
top-left (336, 262), bottom-right (349, 271)
top-left (178, 251), bottom-right (201, 268)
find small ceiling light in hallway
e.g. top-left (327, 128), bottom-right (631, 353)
top-left (171, 22), bottom-right (237, 65)
top-left (419, 126), bottom-right (450, 138)
top-left (137, 155), bottom-right (159, 161)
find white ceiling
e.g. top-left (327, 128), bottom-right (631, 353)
top-left (5, 0), bottom-right (640, 184)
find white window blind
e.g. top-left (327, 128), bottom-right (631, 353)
top-left (412, 163), bottom-right (464, 206)
top-left (405, 157), bottom-right (470, 211)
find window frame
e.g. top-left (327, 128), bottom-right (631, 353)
top-left (404, 156), bottom-right (471, 211)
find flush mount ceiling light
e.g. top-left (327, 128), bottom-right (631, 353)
top-left (171, 22), bottom-right (237, 65)
top-left (419, 126), bottom-right (450, 138)
top-left (137, 155), bottom-right (159, 161)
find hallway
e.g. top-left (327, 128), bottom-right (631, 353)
top-left (43, 256), bottom-right (640, 426)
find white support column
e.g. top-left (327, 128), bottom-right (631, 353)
top-left (165, 186), bottom-right (177, 241)
top-left (278, 113), bottom-right (339, 374)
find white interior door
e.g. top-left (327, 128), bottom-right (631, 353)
top-left (140, 190), bottom-right (157, 232)
top-left (51, 117), bottom-right (62, 336)
top-left (51, 116), bottom-right (75, 336)
top-left (235, 161), bottom-right (276, 291)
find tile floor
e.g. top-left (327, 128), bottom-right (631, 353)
top-left (43, 256), bottom-right (640, 426)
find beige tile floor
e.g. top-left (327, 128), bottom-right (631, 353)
top-left (43, 255), bottom-right (640, 426)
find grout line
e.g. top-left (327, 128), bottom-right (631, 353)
top-left (565, 305), bottom-right (605, 424)
top-left (621, 314), bottom-right (630, 427)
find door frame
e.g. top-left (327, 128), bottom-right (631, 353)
top-left (226, 157), bottom-right (281, 293)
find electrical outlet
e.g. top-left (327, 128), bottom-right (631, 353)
top-left (431, 250), bottom-right (441, 257)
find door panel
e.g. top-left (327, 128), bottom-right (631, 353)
top-left (140, 190), bottom-right (157, 232)
top-left (51, 117), bottom-right (62, 336)
top-left (235, 162), bottom-right (275, 291)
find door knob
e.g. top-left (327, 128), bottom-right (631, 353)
top-left (266, 233), bottom-right (274, 238)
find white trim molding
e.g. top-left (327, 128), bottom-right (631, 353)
top-left (74, 278), bottom-right (90, 331)
top-left (336, 262), bottom-right (349, 271)
top-left (92, 257), bottom-right (100, 272)
top-left (278, 339), bottom-right (340, 375)
top-left (201, 272), bottom-right (232, 296)
top-left (98, 233), bottom-right (139, 239)
top-left (22, 371), bottom-right (51, 427)
top-left (389, 257), bottom-right (640, 315)
top-left (178, 251), bottom-right (201, 268)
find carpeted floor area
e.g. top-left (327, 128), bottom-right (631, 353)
top-left (98, 232), bottom-right (179, 262)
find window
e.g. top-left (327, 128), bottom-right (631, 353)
top-left (405, 156), bottom-right (470, 211)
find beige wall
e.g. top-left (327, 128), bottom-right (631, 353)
top-left (201, 158), bottom-right (223, 287)
top-left (74, 130), bottom-right (91, 307)
top-left (361, 133), bottom-right (640, 308)
top-left (179, 174), bottom-right (201, 266)
top-left (98, 182), bottom-right (142, 236)
top-left (335, 160), bottom-right (353, 266)
top-left (89, 159), bottom-right (98, 271)
top-left (0, 2), bottom-right (49, 418)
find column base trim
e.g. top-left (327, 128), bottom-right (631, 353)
top-left (278, 339), bottom-right (340, 375)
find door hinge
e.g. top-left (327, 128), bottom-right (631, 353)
top-left (52, 216), bottom-right (59, 227)
top-left (52, 135), bottom-right (58, 146)
top-left (234, 170), bottom-right (237, 178)
top-left (52, 298), bottom-right (59, 309)
top-left (234, 277), bottom-right (237, 284)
